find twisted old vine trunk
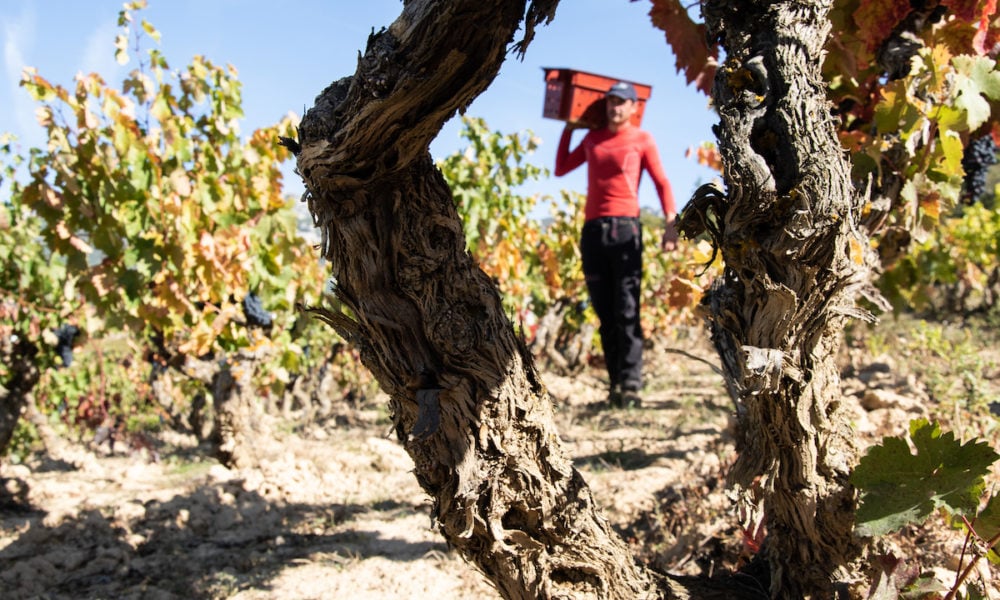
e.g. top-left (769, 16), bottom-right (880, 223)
top-left (681, 0), bottom-right (872, 596)
top-left (185, 352), bottom-right (278, 470)
top-left (289, 2), bottom-right (668, 598)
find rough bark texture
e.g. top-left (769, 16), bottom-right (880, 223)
top-left (683, 0), bottom-right (871, 597)
top-left (308, 159), bottom-right (666, 599)
top-left (290, 1), bottom-right (768, 598)
top-left (294, 3), bottom-right (655, 596)
top-left (0, 337), bottom-right (40, 456)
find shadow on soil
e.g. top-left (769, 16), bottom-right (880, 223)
top-left (0, 476), bottom-right (443, 599)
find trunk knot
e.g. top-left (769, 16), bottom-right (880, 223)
top-left (720, 54), bottom-right (769, 109)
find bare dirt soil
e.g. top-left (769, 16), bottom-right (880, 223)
top-left (2, 322), bottom-right (998, 599)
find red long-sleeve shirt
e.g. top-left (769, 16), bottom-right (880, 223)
top-left (555, 125), bottom-right (676, 222)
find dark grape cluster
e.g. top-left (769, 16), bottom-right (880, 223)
top-left (242, 292), bottom-right (273, 329)
top-left (961, 134), bottom-right (998, 203)
top-left (54, 324), bottom-right (80, 368)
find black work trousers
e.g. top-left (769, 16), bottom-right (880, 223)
top-left (580, 216), bottom-right (644, 391)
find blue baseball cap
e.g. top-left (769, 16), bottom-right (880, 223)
top-left (606, 81), bottom-right (638, 102)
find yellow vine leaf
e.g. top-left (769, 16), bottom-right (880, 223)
top-left (178, 320), bottom-right (215, 356)
top-left (920, 193), bottom-right (942, 220)
top-left (692, 239), bottom-right (718, 265)
top-left (539, 243), bottom-right (562, 291)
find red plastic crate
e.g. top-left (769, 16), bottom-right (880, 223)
top-left (542, 68), bottom-right (652, 129)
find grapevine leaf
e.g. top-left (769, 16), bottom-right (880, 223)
top-left (953, 55), bottom-right (1000, 101)
top-left (954, 75), bottom-right (992, 131)
top-left (939, 129), bottom-right (965, 176)
top-left (973, 0), bottom-right (999, 55)
top-left (874, 84), bottom-right (921, 137)
top-left (943, 0), bottom-right (981, 21)
top-left (141, 19), bottom-right (161, 43)
top-left (114, 34), bottom-right (130, 66)
top-left (852, 419), bottom-right (999, 537)
top-left (900, 573), bottom-right (950, 597)
top-left (935, 104), bottom-right (966, 131)
top-left (852, 0), bottom-right (910, 51)
top-left (970, 493), bottom-right (1000, 564)
top-left (647, 0), bottom-right (718, 95)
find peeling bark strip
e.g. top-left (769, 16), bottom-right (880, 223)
top-left (686, 0), bottom-right (871, 597)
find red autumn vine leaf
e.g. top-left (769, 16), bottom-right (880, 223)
top-left (853, 0), bottom-right (911, 51)
top-left (937, 0), bottom-right (1000, 56)
top-left (944, 0), bottom-right (982, 21)
top-left (646, 0), bottom-right (718, 95)
top-left (972, 0), bottom-right (998, 54)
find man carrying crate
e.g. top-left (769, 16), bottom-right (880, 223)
top-left (554, 81), bottom-right (678, 409)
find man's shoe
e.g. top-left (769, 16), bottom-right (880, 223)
top-left (621, 386), bottom-right (642, 409)
top-left (606, 385), bottom-right (623, 408)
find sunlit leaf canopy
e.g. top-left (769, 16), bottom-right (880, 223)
top-left (10, 3), bottom-right (324, 359)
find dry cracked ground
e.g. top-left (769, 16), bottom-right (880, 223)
top-left (2, 322), bottom-right (999, 599)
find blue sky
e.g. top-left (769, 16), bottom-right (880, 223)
top-left (0, 0), bottom-right (719, 216)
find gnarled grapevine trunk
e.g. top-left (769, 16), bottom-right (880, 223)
top-left (288, 1), bottom-right (758, 598)
top-left (293, 2), bottom-right (658, 598)
top-left (185, 353), bottom-right (274, 469)
top-left (684, 0), bottom-right (871, 596)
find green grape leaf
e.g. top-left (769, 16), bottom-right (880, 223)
top-left (938, 128), bottom-right (964, 176)
top-left (968, 493), bottom-right (1000, 564)
top-left (953, 55), bottom-right (1000, 101)
top-left (140, 19), bottom-right (161, 43)
top-left (935, 104), bottom-right (966, 131)
top-left (953, 76), bottom-right (992, 132)
top-left (852, 419), bottom-right (999, 537)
